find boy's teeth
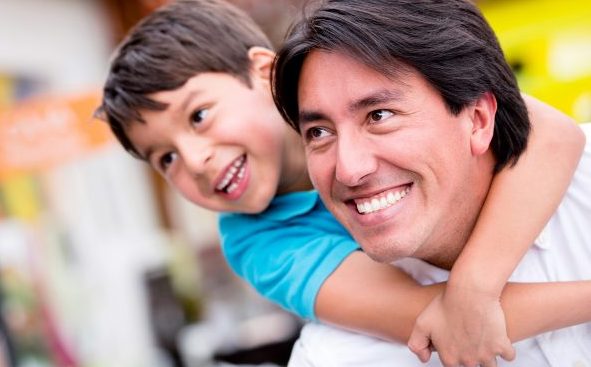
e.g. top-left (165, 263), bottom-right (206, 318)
top-left (355, 187), bottom-right (410, 214)
top-left (216, 156), bottom-right (246, 191)
top-left (227, 183), bottom-right (238, 193)
top-left (233, 157), bottom-right (244, 167)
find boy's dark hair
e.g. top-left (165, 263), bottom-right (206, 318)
top-left (273, 0), bottom-right (530, 172)
top-left (97, 0), bottom-right (272, 156)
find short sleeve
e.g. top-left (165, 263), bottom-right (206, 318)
top-left (218, 192), bottom-right (359, 320)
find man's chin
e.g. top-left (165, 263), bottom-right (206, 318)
top-left (356, 239), bottom-right (414, 264)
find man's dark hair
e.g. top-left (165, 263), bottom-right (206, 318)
top-left (273, 0), bottom-right (530, 172)
top-left (97, 0), bottom-right (272, 156)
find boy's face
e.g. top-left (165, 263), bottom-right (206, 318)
top-left (125, 67), bottom-right (296, 214)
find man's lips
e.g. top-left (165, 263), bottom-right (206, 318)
top-left (348, 184), bottom-right (412, 215)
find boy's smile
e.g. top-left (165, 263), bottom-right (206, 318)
top-left (214, 154), bottom-right (249, 200)
top-left (125, 62), bottom-right (308, 214)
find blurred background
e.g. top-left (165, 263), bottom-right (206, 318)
top-left (0, 0), bottom-right (589, 366)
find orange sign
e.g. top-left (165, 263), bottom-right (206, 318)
top-left (0, 91), bottom-right (114, 179)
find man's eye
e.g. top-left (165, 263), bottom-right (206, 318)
top-left (159, 152), bottom-right (177, 171)
top-left (190, 109), bottom-right (208, 124)
top-left (369, 109), bottom-right (393, 122)
top-left (305, 127), bottom-right (331, 141)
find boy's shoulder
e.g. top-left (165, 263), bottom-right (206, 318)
top-left (219, 190), bottom-right (321, 227)
top-left (218, 190), bottom-right (351, 242)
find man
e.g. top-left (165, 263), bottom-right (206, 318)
top-left (273, 0), bottom-right (591, 365)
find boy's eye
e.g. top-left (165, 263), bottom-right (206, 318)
top-left (190, 109), bottom-right (208, 124)
top-left (159, 152), bottom-right (178, 171)
top-left (369, 109), bottom-right (393, 122)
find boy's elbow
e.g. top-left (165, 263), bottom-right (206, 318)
top-left (561, 118), bottom-right (586, 157)
top-left (534, 110), bottom-right (585, 159)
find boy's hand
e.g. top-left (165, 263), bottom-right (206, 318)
top-left (407, 288), bottom-right (515, 367)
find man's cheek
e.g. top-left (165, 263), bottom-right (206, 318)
top-left (307, 159), bottom-right (327, 192)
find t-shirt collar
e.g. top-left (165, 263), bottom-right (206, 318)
top-left (259, 190), bottom-right (320, 222)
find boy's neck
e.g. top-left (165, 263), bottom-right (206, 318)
top-left (276, 128), bottom-right (313, 195)
top-left (278, 173), bottom-right (313, 195)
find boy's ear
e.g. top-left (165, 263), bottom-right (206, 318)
top-left (248, 46), bottom-right (275, 82)
top-left (469, 91), bottom-right (497, 156)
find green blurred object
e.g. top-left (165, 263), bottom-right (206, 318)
top-left (480, 0), bottom-right (591, 122)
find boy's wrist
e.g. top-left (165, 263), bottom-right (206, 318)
top-left (447, 264), bottom-right (505, 298)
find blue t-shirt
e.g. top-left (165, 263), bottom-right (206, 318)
top-left (218, 190), bottom-right (360, 320)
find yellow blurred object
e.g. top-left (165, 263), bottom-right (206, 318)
top-left (479, 0), bottom-right (591, 122)
top-left (0, 174), bottom-right (42, 221)
top-left (0, 75), bottom-right (14, 108)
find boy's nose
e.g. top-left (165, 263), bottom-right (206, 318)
top-left (178, 136), bottom-right (213, 176)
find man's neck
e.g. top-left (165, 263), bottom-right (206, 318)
top-left (422, 152), bottom-right (497, 270)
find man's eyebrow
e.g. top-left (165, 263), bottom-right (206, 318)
top-left (298, 110), bottom-right (326, 125)
top-left (348, 89), bottom-right (403, 113)
top-left (298, 89), bottom-right (403, 128)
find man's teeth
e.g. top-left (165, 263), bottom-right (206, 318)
top-left (216, 156), bottom-right (246, 192)
top-left (355, 187), bottom-right (410, 214)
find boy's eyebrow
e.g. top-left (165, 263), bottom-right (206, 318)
top-left (135, 89), bottom-right (204, 164)
top-left (298, 88), bottom-right (404, 128)
top-left (136, 91), bottom-right (202, 163)
top-left (138, 146), bottom-right (153, 162)
top-left (180, 89), bottom-right (202, 113)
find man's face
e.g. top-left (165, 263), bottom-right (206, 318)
top-left (297, 50), bottom-right (491, 264)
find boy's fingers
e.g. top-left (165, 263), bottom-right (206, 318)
top-left (482, 357), bottom-right (498, 367)
top-left (415, 347), bottom-right (432, 364)
top-left (498, 344), bottom-right (516, 361)
top-left (407, 330), bottom-right (433, 363)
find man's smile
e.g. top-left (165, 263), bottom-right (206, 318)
top-left (353, 185), bottom-right (412, 214)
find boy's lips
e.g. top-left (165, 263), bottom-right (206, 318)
top-left (214, 155), bottom-right (249, 200)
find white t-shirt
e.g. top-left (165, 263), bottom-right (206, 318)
top-left (289, 123), bottom-right (591, 367)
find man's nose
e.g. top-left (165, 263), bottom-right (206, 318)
top-left (335, 132), bottom-right (377, 187)
top-left (177, 135), bottom-right (213, 175)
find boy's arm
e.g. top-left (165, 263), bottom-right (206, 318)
top-left (316, 251), bottom-right (591, 343)
top-left (407, 95), bottom-right (586, 364)
top-left (218, 206), bottom-right (360, 320)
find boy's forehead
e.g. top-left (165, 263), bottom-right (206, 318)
top-left (149, 72), bottom-right (249, 99)
top-left (131, 70), bottom-right (259, 129)
top-left (140, 73), bottom-right (211, 113)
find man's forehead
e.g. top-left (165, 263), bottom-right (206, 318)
top-left (297, 50), bottom-right (422, 105)
top-left (299, 49), bottom-right (415, 92)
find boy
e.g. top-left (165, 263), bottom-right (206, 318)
top-left (97, 0), bottom-right (590, 365)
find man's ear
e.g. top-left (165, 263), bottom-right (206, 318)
top-left (248, 46), bottom-right (275, 82)
top-left (469, 91), bottom-right (497, 156)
